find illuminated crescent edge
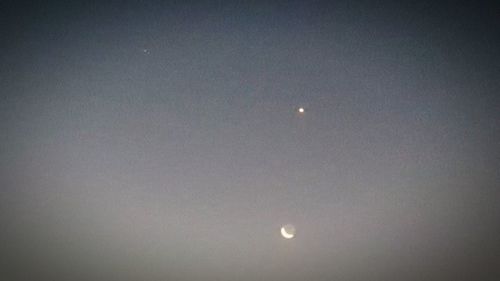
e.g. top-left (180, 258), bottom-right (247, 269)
top-left (281, 227), bottom-right (294, 239)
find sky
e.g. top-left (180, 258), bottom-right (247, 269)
top-left (1, 1), bottom-right (499, 280)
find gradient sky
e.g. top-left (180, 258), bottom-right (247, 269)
top-left (1, 1), bottom-right (499, 280)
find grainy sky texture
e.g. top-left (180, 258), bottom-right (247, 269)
top-left (1, 1), bottom-right (499, 280)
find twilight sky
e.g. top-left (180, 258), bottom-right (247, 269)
top-left (1, 1), bottom-right (499, 280)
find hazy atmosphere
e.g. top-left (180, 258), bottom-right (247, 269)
top-left (1, 1), bottom-right (499, 280)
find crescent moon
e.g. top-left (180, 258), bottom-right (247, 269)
top-left (281, 226), bottom-right (294, 239)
